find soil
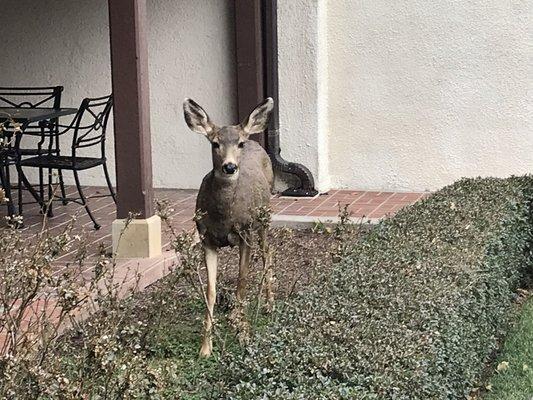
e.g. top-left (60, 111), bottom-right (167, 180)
top-left (144, 223), bottom-right (368, 317)
top-left (216, 228), bottom-right (340, 306)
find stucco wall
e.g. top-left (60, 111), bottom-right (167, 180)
top-left (278, 0), bottom-right (330, 191)
top-left (327, 0), bottom-right (533, 191)
top-left (0, 0), bottom-right (236, 188)
top-left (1, 0), bottom-right (530, 193)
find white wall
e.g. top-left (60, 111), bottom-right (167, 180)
top-left (327, 0), bottom-right (533, 191)
top-left (0, 0), bottom-right (113, 185)
top-left (278, 0), bottom-right (330, 191)
top-left (0, 0), bottom-right (236, 189)
top-left (147, 0), bottom-right (236, 188)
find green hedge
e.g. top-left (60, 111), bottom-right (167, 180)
top-left (218, 177), bottom-right (533, 399)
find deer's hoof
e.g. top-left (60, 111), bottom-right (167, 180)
top-left (199, 341), bottom-right (212, 357)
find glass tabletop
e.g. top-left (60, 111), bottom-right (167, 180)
top-left (0, 107), bottom-right (77, 123)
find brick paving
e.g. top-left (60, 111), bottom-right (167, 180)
top-left (3, 186), bottom-right (428, 280)
top-left (271, 190), bottom-right (427, 219)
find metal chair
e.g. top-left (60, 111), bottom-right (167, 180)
top-left (0, 86), bottom-right (66, 213)
top-left (17, 95), bottom-right (115, 229)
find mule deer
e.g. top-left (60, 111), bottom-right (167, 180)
top-left (183, 97), bottom-right (274, 357)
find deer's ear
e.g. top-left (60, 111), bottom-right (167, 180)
top-left (183, 98), bottom-right (215, 136)
top-left (241, 97), bottom-right (274, 136)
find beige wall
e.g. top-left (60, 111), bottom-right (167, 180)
top-left (1, 0), bottom-right (530, 192)
top-left (278, 0), bottom-right (330, 191)
top-left (0, 0), bottom-right (236, 188)
top-left (327, 0), bottom-right (533, 191)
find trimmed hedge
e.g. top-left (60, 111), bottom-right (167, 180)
top-left (218, 177), bottom-right (533, 399)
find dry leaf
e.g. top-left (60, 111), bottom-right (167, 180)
top-left (496, 361), bottom-right (509, 372)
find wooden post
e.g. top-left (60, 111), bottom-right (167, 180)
top-left (234, 0), bottom-right (265, 146)
top-left (108, 0), bottom-right (161, 258)
top-left (108, 0), bottom-right (154, 219)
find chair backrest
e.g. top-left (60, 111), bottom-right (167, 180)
top-left (0, 86), bottom-right (63, 134)
top-left (71, 95), bottom-right (113, 158)
top-left (0, 86), bottom-right (63, 108)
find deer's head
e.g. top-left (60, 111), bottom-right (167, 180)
top-left (183, 98), bottom-right (273, 181)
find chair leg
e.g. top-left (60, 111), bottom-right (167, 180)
top-left (73, 170), bottom-right (100, 230)
top-left (39, 167), bottom-right (44, 209)
top-left (17, 169), bottom-right (23, 216)
top-left (4, 163), bottom-right (15, 216)
top-left (0, 163), bottom-right (15, 217)
top-left (58, 169), bottom-right (68, 205)
top-left (17, 163), bottom-right (45, 213)
top-left (47, 168), bottom-right (54, 217)
top-left (103, 163), bottom-right (116, 204)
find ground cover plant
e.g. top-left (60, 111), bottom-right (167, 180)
top-left (1, 176), bottom-right (531, 399)
top-left (0, 192), bottom-right (360, 398)
top-left (130, 202), bottom-right (365, 398)
top-left (483, 294), bottom-right (533, 400)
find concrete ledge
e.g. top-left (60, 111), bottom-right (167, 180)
top-left (272, 214), bottom-right (380, 230)
top-left (276, 192), bottom-right (322, 200)
top-left (112, 215), bottom-right (162, 259)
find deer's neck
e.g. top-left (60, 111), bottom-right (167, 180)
top-left (211, 173), bottom-right (239, 190)
top-left (207, 172), bottom-right (240, 207)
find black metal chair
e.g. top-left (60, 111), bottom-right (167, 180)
top-left (17, 95), bottom-right (115, 229)
top-left (0, 86), bottom-right (66, 213)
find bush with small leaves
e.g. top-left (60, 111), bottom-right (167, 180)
top-left (0, 211), bottom-right (169, 399)
top-left (216, 176), bottom-right (533, 399)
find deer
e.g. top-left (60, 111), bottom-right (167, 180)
top-left (182, 97), bottom-right (274, 357)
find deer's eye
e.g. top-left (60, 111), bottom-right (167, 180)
top-left (212, 142), bottom-right (220, 149)
top-left (238, 142), bottom-right (245, 149)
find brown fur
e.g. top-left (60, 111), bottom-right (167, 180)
top-left (183, 97), bottom-right (274, 357)
top-left (196, 139), bottom-right (273, 247)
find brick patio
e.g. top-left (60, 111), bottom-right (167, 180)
top-left (6, 186), bottom-right (428, 274)
top-left (2, 186), bottom-right (427, 289)
top-left (271, 190), bottom-right (427, 219)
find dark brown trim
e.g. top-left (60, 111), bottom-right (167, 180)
top-left (262, 0), bottom-right (318, 196)
top-left (234, 0), bottom-right (265, 146)
top-left (233, 0), bottom-right (317, 196)
top-left (108, 0), bottom-right (154, 218)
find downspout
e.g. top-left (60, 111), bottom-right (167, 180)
top-left (262, 0), bottom-right (319, 197)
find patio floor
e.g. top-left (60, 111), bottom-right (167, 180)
top-left (4, 186), bottom-right (428, 279)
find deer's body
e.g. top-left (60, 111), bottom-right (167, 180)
top-left (196, 139), bottom-right (273, 248)
top-left (182, 98), bottom-right (274, 357)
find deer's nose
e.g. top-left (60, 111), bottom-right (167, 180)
top-left (222, 163), bottom-right (238, 175)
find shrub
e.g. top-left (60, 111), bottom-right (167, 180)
top-left (217, 176), bottom-right (533, 399)
top-left (0, 211), bottom-right (170, 399)
top-left (0, 198), bottom-right (347, 399)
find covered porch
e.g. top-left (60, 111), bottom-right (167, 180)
top-left (1, 0), bottom-right (320, 260)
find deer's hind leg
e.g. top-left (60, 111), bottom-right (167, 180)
top-left (260, 228), bottom-right (275, 312)
top-left (200, 244), bottom-right (217, 357)
top-left (229, 238), bottom-right (252, 338)
top-left (236, 239), bottom-right (252, 303)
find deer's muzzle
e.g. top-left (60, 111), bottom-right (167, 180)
top-left (222, 163), bottom-right (238, 175)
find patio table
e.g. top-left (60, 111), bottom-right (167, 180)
top-left (0, 107), bottom-right (77, 125)
top-left (0, 107), bottom-right (77, 217)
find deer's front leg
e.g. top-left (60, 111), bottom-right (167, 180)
top-left (236, 239), bottom-right (251, 302)
top-left (200, 244), bottom-right (217, 357)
